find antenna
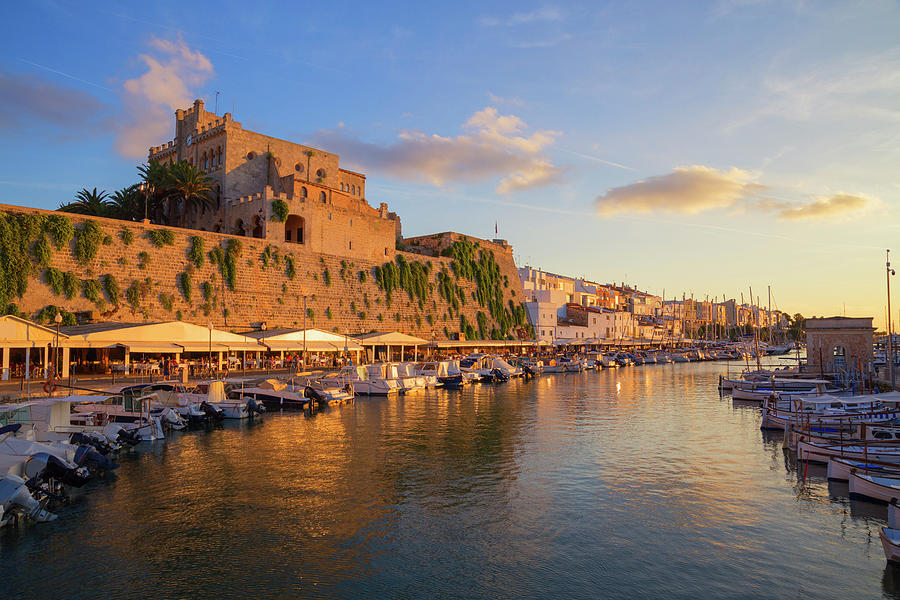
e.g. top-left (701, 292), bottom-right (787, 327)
top-left (215, 91), bottom-right (220, 115)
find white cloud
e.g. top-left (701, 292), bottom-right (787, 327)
top-left (595, 165), bottom-right (875, 221)
top-left (310, 107), bottom-right (562, 194)
top-left (115, 35), bottom-right (214, 158)
top-left (595, 165), bottom-right (760, 216)
top-left (488, 92), bottom-right (525, 106)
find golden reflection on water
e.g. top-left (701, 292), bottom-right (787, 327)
top-left (1, 361), bottom-right (898, 600)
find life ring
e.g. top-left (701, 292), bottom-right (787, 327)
top-left (43, 380), bottom-right (57, 394)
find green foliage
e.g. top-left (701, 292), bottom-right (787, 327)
top-left (125, 279), bottom-right (152, 313)
top-left (178, 271), bottom-right (193, 304)
top-left (442, 239), bottom-right (516, 338)
top-left (44, 215), bottom-right (74, 249)
top-left (102, 234), bottom-right (113, 246)
top-left (148, 228), bottom-right (175, 247)
top-left (3, 303), bottom-right (21, 317)
top-left (223, 239), bottom-right (241, 290)
top-left (83, 278), bottom-right (103, 307)
top-left (188, 236), bottom-right (205, 268)
top-left (358, 311), bottom-right (367, 320)
top-left (357, 270), bottom-right (367, 283)
top-left (138, 251), bottom-right (151, 269)
top-left (326, 307), bottom-right (333, 319)
top-left (201, 281), bottom-right (214, 302)
top-left (350, 301), bottom-right (356, 314)
top-left (306, 308), bottom-right (315, 320)
top-left (159, 293), bottom-right (174, 312)
top-left (45, 268), bottom-right (64, 296)
top-left (32, 237), bottom-right (52, 267)
top-left (73, 220), bottom-right (104, 265)
top-left (120, 229), bottom-right (134, 245)
top-left (285, 255), bottom-right (296, 280)
top-left (323, 268), bottom-right (332, 286)
top-left (103, 274), bottom-right (120, 305)
top-left (271, 199), bottom-right (289, 222)
top-left (340, 260), bottom-right (350, 281)
top-left (36, 305), bottom-right (76, 326)
top-left (260, 245), bottom-right (280, 269)
top-left (377, 313), bottom-right (383, 322)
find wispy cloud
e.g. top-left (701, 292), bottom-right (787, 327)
top-left (556, 147), bottom-right (636, 171)
top-left (508, 34), bottom-right (573, 48)
top-left (115, 35), bottom-right (214, 158)
top-left (478, 6), bottom-right (563, 27)
top-left (488, 92), bottom-right (525, 106)
top-left (726, 48), bottom-right (900, 132)
top-left (594, 165), bottom-right (874, 221)
top-left (0, 69), bottom-right (107, 134)
top-left (310, 107), bottom-right (563, 194)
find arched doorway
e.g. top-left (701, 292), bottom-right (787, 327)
top-left (285, 214), bottom-right (304, 244)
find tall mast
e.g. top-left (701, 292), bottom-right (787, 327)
top-left (750, 286), bottom-right (761, 372)
top-left (767, 286), bottom-right (773, 347)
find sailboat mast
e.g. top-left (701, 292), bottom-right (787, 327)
top-left (750, 286), bottom-right (761, 372)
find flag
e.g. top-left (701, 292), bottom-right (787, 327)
top-left (495, 221), bottom-right (498, 236)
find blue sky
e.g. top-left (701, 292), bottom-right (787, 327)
top-left (2, 1), bottom-right (900, 325)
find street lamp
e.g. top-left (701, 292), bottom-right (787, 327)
top-left (888, 250), bottom-right (896, 390)
top-left (261, 322), bottom-right (268, 375)
top-left (138, 182), bottom-right (154, 224)
top-left (53, 312), bottom-right (62, 381)
top-left (208, 321), bottom-right (213, 376)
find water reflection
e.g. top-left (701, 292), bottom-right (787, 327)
top-left (0, 361), bottom-right (895, 599)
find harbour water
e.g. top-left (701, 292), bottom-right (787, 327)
top-left (3, 361), bottom-right (898, 599)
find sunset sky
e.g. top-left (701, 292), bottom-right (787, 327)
top-left (2, 1), bottom-right (899, 325)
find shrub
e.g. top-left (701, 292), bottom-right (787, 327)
top-left (271, 199), bottom-right (289, 222)
top-left (159, 293), bottom-right (174, 312)
top-left (201, 281), bottom-right (214, 302)
top-left (102, 234), bottom-right (113, 246)
top-left (44, 215), bottom-right (74, 249)
top-left (62, 272), bottom-right (80, 300)
top-left (45, 268), bottom-right (64, 295)
top-left (32, 237), bottom-right (52, 267)
top-left (120, 229), bottom-right (134, 245)
top-left (189, 237), bottom-right (205, 268)
top-left (73, 220), bottom-right (104, 264)
top-left (323, 268), bottom-right (332, 286)
top-left (83, 279), bottom-right (103, 306)
top-left (103, 274), bottom-right (120, 305)
top-left (306, 308), bottom-right (315, 320)
top-left (138, 251), bottom-right (151, 269)
top-left (178, 271), bottom-right (193, 304)
top-left (326, 307), bottom-right (333, 319)
top-left (357, 270), bottom-right (367, 283)
top-left (285, 256), bottom-right (296, 280)
top-left (148, 229), bottom-right (175, 247)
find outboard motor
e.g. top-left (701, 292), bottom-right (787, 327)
top-left (523, 365), bottom-right (536, 379)
top-left (304, 386), bottom-right (326, 406)
top-left (115, 427), bottom-right (142, 447)
top-left (200, 401), bottom-right (225, 422)
top-left (0, 475), bottom-right (56, 524)
top-left (246, 397), bottom-right (266, 415)
top-left (490, 368), bottom-right (509, 383)
top-left (73, 445), bottom-right (119, 473)
top-left (24, 452), bottom-right (91, 488)
top-left (0, 424), bottom-right (22, 436)
top-left (69, 432), bottom-right (116, 456)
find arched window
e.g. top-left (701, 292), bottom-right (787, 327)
top-left (234, 219), bottom-right (245, 236)
top-left (217, 147), bottom-right (222, 166)
top-left (300, 186), bottom-right (308, 199)
top-left (295, 163), bottom-right (304, 173)
top-left (350, 185), bottom-right (355, 195)
top-left (252, 215), bottom-right (264, 238)
top-left (316, 168), bottom-right (326, 178)
top-left (202, 152), bottom-right (208, 170)
top-left (320, 191), bottom-right (327, 203)
top-left (285, 214), bottom-right (304, 244)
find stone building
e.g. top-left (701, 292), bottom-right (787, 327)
top-left (805, 317), bottom-right (874, 375)
top-left (148, 99), bottom-right (400, 262)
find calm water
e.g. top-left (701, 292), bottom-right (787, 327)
top-left (3, 361), bottom-right (899, 599)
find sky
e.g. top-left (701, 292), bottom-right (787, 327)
top-left (1, 1), bottom-right (899, 326)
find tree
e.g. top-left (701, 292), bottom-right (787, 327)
top-left (109, 185), bottom-right (144, 221)
top-left (788, 313), bottom-right (805, 341)
top-left (59, 188), bottom-right (112, 217)
top-left (166, 161), bottom-right (214, 227)
top-left (305, 150), bottom-right (315, 182)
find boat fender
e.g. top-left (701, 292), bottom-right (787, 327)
top-left (43, 380), bottom-right (57, 394)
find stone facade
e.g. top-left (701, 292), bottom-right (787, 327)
top-left (805, 317), bottom-right (874, 375)
top-left (1, 205), bottom-right (527, 340)
top-left (147, 99), bottom-right (400, 261)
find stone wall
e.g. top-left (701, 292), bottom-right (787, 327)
top-left (0, 205), bottom-right (528, 339)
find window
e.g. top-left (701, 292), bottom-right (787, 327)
top-left (320, 191), bottom-right (327, 203)
top-left (295, 163), bottom-right (304, 173)
top-left (316, 168), bottom-right (326, 178)
top-left (351, 184), bottom-right (356, 195)
top-left (247, 151), bottom-right (255, 160)
top-left (300, 186), bottom-right (308, 199)
top-left (349, 241), bottom-right (352, 250)
top-left (217, 147), bottom-right (222, 165)
top-left (285, 215), bottom-right (304, 244)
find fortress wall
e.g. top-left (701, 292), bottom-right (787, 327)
top-left (1, 205), bottom-right (527, 339)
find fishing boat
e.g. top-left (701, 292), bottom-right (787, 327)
top-left (848, 470), bottom-right (900, 503)
top-left (798, 440), bottom-right (900, 465)
top-left (827, 457), bottom-right (900, 481)
top-left (761, 395), bottom-right (900, 430)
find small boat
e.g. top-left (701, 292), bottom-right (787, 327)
top-left (337, 365), bottom-right (401, 396)
top-left (799, 440), bottom-right (900, 465)
top-left (827, 457), bottom-right (900, 481)
top-left (0, 474), bottom-right (56, 526)
top-left (849, 470), bottom-right (900, 503)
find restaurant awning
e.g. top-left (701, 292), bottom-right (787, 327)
top-left (355, 331), bottom-right (429, 346)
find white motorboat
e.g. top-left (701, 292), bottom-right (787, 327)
top-left (415, 362), bottom-right (444, 388)
top-left (827, 457), bottom-right (900, 481)
top-left (0, 474), bottom-right (56, 526)
top-left (391, 363), bottom-right (426, 392)
top-left (337, 365), bottom-right (401, 396)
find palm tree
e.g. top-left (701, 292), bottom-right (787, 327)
top-left (166, 161), bottom-right (215, 227)
top-left (59, 188), bottom-right (112, 216)
top-left (137, 161), bottom-right (173, 224)
top-left (109, 185), bottom-right (144, 221)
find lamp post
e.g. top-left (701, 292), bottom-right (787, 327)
top-left (138, 182), bottom-right (153, 224)
top-left (261, 322), bottom-right (268, 375)
top-left (208, 321), bottom-right (213, 377)
top-left (302, 295), bottom-right (308, 371)
top-left (888, 250), bottom-right (896, 390)
top-left (53, 312), bottom-right (62, 381)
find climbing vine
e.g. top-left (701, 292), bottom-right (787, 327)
top-left (83, 278), bottom-right (103, 307)
top-left (73, 220), bottom-right (104, 265)
top-left (148, 228), bottom-right (175, 248)
top-left (103, 274), bottom-right (120, 305)
top-left (188, 236), bottom-right (205, 268)
top-left (178, 271), bottom-right (193, 304)
top-left (271, 199), bottom-right (289, 222)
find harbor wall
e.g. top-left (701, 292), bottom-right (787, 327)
top-left (0, 204), bottom-right (528, 339)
